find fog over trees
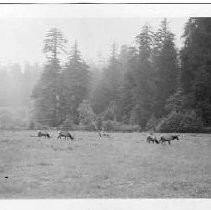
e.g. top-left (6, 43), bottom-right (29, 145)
top-left (1, 17), bottom-right (211, 132)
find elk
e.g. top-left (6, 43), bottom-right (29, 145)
top-left (98, 130), bottom-right (110, 138)
top-left (57, 131), bottom-right (74, 140)
top-left (37, 130), bottom-right (51, 138)
top-left (146, 135), bottom-right (159, 144)
top-left (159, 135), bottom-right (179, 145)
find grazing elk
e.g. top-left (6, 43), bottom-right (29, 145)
top-left (37, 131), bottom-right (51, 138)
top-left (57, 131), bottom-right (74, 140)
top-left (98, 130), bottom-right (110, 138)
top-left (159, 135), bottom-right (179, 145)
top-left (146, 135), bottom-right (159, 144)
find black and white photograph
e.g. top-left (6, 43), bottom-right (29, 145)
top-left (0, 2), bottom-right (210, 207)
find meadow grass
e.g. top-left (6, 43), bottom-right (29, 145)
top-left (0, 130), bottom-right (210, 198)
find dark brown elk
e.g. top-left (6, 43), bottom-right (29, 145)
top-left (159, 135), bottom-right (179, 145)
top-left (57, 131), bottom-right (74, 140)
top-left (146, 135), bottom-right (159, 144)
top-left (37, 131), bottom-right (50, 138)
top-left (98, 130), bottom-right (110, 138)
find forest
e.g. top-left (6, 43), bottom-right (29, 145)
top-left (0, 17), bottom-right (211, 133)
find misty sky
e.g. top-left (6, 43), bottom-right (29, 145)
top-left (0, 17), bottom-right (187, 65)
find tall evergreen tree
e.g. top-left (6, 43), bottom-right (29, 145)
top-left (22, 63), bottom-right (42, 107)
top-left (132, 24), bottom-right (155, 127)
top-left (152, 18), bottom-right (178, 117)
top-left (92, 43), bottom-right (123, 121)
top-left (32, 28), bottom-right (67, 126)
top-left (60, 41), bottom-right (90, 124)
top-left (43, 28), bottom-right (67, 62)
top-left (119, 46), bottom-right (138, 123)
top-left (180, 18), bottom-right (211, 125)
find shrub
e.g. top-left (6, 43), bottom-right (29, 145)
top-left (102, 120), bottom-right (140, 132)
top-left (59, 119), bottom-right (75, 130)
top-left (117, 124), bottom-right (141, 133)
top-left (156, 111), bottom-right (183, 132)
top-left (78, 100), bottom-right (96, 125)
top-left (28, 121), bottom-right (36, 129)
top-left (156, 110), bottom-right (203, 133)
top-left (180, 111), bottom-right (203, 133)
top-left (70, 123), bottom-right (96, 131)
top-left (31, 122), bottom-right (49, 130)
top-left (145, 114), bottom-right (159, 131)
top-left (84, 124), bottom-right (97, 131)
top-left (102, 120), bottom-right (115, 131)
top-left (96, 117), bottom-right (103, 130)
top-left (202, 127), bottom-right (211, 133)
top-left (0, 108), bottom-right (29, 130)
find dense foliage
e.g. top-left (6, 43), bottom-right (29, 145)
top-left (90, 20), bottom-right (179, 130)
top-left (1, 18), bottom-right (210, 132)
top-left (180, 18), bottom-right (211, 127)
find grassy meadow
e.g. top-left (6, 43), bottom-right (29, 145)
top-left (0, 130), bottom-right (210, 198)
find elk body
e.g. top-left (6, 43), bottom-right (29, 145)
top-left (57, 131), bottom-right (74, 140)
top-left (98, 130), bottom-right (110, 138)
top-left (146, 135), bottom-right (159, 144)
top-left (159, 135), bottom-right (179, 144)
top-left (37, 131), bottom-right (50, 138)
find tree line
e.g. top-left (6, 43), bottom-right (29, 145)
top-left (31, 18), bottom-right (211, 132)
top-left (0, 62), bottom-right (42, 129)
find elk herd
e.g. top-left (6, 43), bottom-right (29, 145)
top-left (35, 129), bottom-right (180, 145)
top-left (35, 129), bottom-right (110, 140)
top-left (36, 130), bottom-right (74, 140)
top-left (146, 133), bottom-right (180, 145)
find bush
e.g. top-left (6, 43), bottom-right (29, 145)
top-left (156, 110), bottom-right (203, 133)
top-left (102, 120), bottom-right (140, 132)
top-left (202, 127), bottom-right (211, 133)
top-left (0, 108), bottom-right (29, 130)
top-left (156, 111), bottom-right (183, 132)
top-left (117, 124), bottom-right (141, 133)
top-left (102, 120), bottom-right (116, 131)
top-left (30, 122), bottom-right (49, 130)
top-left (145, 114), bottom-right (159, 131)
top-left (86, 123), bottom-right (98, 131)
top-left (96, 117), bottom-right (103, 130)
top-left (180, 111), bottom-right (203, 132)
top-left (78, 100), bottom-right (96, 125)
top-left (76, 123), bottom-right (96, 131)
top-left (59, 119), bottom-right (75, 130)
top-left (28, 121), bottom-right (36, 129)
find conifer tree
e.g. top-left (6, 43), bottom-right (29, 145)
top-left (91, 43), bottom-right (123, 121)
top-left (152, 18), bottom-right (178, 117)
top-left (180, 18), bottom-right (211, 125)
top-left (132, 24), bottom-right (155, 127)
top-left (32, 28), bottom-right (67, 126)
top-left (119, 46), bottom-right (138, 123)
top-left (60, 41), bottom-right (90, 124)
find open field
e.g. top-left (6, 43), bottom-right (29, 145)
top-left (0, 130), bottom-right (210, 198)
